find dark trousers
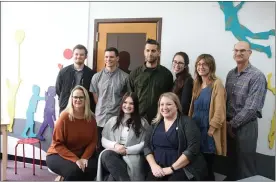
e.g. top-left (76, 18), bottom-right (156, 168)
top-left (101, 150), bottom-right (130, 181)
top-left (226, 120), bottom-right (258, 181)
top-left (97, 126), bottom-right (104, 153)
top-left (46, 154), bottom-right (98, 181)
top-left (203, 153), bottom-right (215, 181)
top-left (146, 168), bottom-right (190, 181)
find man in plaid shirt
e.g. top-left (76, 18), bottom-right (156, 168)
top-left (225, 41), bottom-right (267, 180)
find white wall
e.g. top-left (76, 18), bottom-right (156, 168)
top-left (1, 2), bottom-right (275, 159)
top-left (87, 2), bottom-right (275, 156)
top-left (1, 2), bottom-right (90, 159)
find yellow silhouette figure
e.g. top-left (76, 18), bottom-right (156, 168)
top-left (7, 30), bottom-right (25, 132)
top-left (267, 73), bottom-right (276, 95)
top-left (268, 111), bottom-right (276, 149)
top-left (6, 79), bottom-right (22, 132)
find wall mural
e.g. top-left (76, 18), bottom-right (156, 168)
top-left (267, 73), bottom-right (276, 149)
top-left (7, 30), bottom-right (25, 133)
top-left (36, 86), bottom-right (56, 141)
top-left (22, 85), bottom-right (45, 138)
top-left (218, 1), bottom-right (275, 58)
top-left (58, 48), bottom-right (73, 70)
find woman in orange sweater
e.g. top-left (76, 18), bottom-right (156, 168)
top-left (46, 85), bottom-right (98, 181)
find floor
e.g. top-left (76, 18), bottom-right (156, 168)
top-left (1, 160), bottom-right (227, 181)
top-left (2, 160), bottom-right (56, 181)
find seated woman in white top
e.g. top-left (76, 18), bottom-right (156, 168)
top-left (96, 92), bottom-right (150, 181)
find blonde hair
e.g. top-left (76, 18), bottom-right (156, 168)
top-left (64, 85), bottom-right (94, 121)
top-left (152, 92), bottom-right (183, 124)
top-left (192, 54), bottom-right (217, 99)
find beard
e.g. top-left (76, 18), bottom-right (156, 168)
top-left (146, 56), bottom-right (158, 64)
top-left (75, 60), bottom-right (84, 65)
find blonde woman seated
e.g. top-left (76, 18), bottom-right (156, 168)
top-left (46, 86), bottom-right (98, 181)
top-left (144, 92), bottom-right (207, 181)
top-left (96, 92), bottom-right (150, 181)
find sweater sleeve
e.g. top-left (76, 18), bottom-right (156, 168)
top-left (81, 119), bottom-right (98, 159)
top-left (52, 112), bottom-right (79, 163)
top-left (210, 80), bottom-right (227, 129)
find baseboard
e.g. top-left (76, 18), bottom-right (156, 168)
top-left (0, 153), bottom-right (47, 166)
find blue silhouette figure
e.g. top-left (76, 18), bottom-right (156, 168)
top-left (22, 85), bottom-right (45, 138)
top-left (36, 86), bottom-right (56, 141)
top-left (218, 1), bottom-right (275, 58)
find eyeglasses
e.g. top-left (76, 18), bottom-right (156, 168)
top-left (172, 60), bottom-right (185, 66)
top-left (72, 96), bottom-right (85, 100)
top-left (233, 49), bottom-right (250, 54)
top-left (197, 63), bottom-right (208, 67)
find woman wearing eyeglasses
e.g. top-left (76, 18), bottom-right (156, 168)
top-left (171, 52), bottom-right (193, 115)
top-left (46, 85), bottom-right (98, 181)
top-left (189, 54), bottom-right (227, 180)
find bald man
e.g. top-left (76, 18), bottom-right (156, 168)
top-left (225, 41), bottom-right (267, 180)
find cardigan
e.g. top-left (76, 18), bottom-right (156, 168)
top-left (189, 79), bottom-right (227, 156)
top-left (144, 114), bottom-right (207, 181)
top-left (96, 116), bottom-right (150, 181)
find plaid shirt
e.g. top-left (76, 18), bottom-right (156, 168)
top-left (225, 63), bottom-right (267, 128)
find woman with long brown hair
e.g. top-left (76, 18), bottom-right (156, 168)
top-left (171, 52), bottom-right (193, 115)
top-left (189, 54), bottom-right (227, 180)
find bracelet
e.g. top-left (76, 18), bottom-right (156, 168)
top-left (170, 166), bottom-right (176, 173)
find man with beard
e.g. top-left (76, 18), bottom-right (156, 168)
top-left (225, 41), bottom-right (267, 180)
top-left (56, 44), bottom-right (96, 114)
top-left (128, 39), bottom-right (173, 124)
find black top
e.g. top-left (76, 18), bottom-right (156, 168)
top-left (55, 64), bottom-right (96, 113)
top-left (128, 64), bottom-right (174, 123)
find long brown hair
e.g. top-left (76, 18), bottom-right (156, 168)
top-left (172, 52), bottom-right (192, 98)
top-left (192, 54), bottom-right (217, 99)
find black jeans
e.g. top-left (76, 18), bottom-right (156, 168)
top-left (226, 120), bottom-right (258, 181)
top-left (101, 150), bottom-right (130, 181)
top-left (146, 168), bottom-right (190, 181)
top-left (202, 153), bottom-right (215, 181)
top-left (97, 126), bottom-right (104, 153)
top-left (46, 154), bottom-right (98, 181)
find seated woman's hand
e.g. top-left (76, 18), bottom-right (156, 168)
top-left (162, 167), bottom-right (173, 176)
top-left (151, 164), bottom-right (165, 178)
top-left (114, 144), bottom-right (127, 155)
top-left (76, 159), bottom-right (87, 172)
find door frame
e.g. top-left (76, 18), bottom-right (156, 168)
top-left (93, 17), bottom-right (162, 70)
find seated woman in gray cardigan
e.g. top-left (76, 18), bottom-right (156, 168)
top-left (96, 92), bottom-right (150, 181)
top-left (144, 92), bottom-right (207, 181)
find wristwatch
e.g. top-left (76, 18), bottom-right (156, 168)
top-left (170, 166), bottom-right (176, 173)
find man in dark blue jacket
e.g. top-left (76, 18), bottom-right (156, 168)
top-left (55, 44), bottom-right (96, 114)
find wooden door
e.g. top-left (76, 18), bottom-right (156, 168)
top-left (94, 20), bottom-right (161, 72)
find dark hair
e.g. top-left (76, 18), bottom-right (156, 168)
top-left (146, 38), bottom-right (160, 50)
top-left (172, 52), bottom-right (192, 97)
top-left (73, 44), bottom-right (88, 56)
top-left (105, 47), bottom-right (119, 57)
top-left (112, 92), bottom-right (143, 137)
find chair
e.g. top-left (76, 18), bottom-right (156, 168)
top-left (15, 138), bottom-right (42, 175)
top-left (48, 168), bottom-right (64, 181)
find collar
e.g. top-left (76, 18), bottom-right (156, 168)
top-left (142, 63), bottom-right (160, 72)
top-left (234, 62), bottom-right (252, 75)
top-left (104, 67), bottom-right (119, 74)
top-left (73, 64), bottom-right (84, 71)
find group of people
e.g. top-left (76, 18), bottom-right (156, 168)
top-left (46, 39), bottom-right (267, 181)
